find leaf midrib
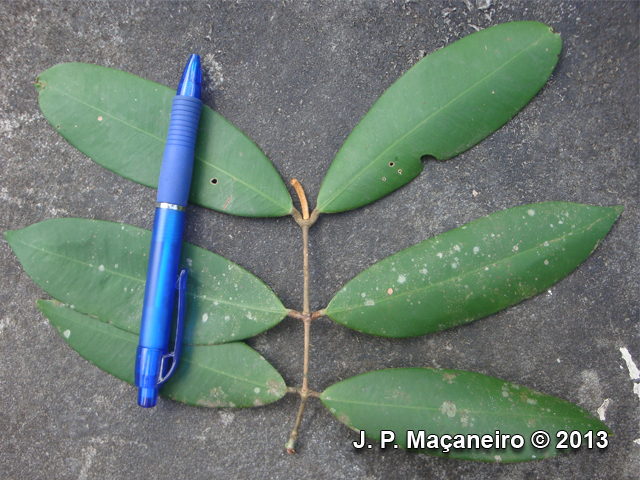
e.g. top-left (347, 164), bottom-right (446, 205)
top-left (12, 235), bottom-right (284, 315)
top-left (319, 32), bottom-right (551, 211)
top-left (42, 82), bottom-right (290, 213)
top-left (324, 396), bottom-right (574, 421)
top-left (329, 216), bottom-right (605, 315)
top-left (55, 303), bottom-right (272, 390)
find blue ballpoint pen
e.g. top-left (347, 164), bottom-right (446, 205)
top-left (135, 54), bottom-right (203, 408)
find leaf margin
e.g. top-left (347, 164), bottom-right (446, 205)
top-left (321, 367), bottom-right (612, 462)
top-left (325, 202), bottom-right (623, 337)
top-left (35, 62), bottom-right (294, 217)
top-left (316, 21), bottom-right (562, 214)
top-left (37, 299), bottom-right (288, 408)
top-left (4, 217), bottom-right (289, 345)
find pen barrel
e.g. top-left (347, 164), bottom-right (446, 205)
top-left (139, 207), bottom-right (185, 349)
top-left (135, 207), bottom-right (185, 407)
top-left (157, 95), bottom-right (203, 207)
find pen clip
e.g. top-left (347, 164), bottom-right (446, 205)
top-left (157, 268), bottom-right (187, 386)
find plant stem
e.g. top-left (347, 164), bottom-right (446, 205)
top-left (286, 320), bottom-right (310, 453)
top-left (288, 309), bottom-right (326, 322)
top-left (302, 224), bottom-right (310, 315)
top-left (286, 180), bottom-right (320, 454)
top-left (287, 386), bottom-right (321, 397)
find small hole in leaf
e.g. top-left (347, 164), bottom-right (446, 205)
top-left (398, 169), bottom-right (402, 175)
top-left (389, 161), bottom-right (395, 167)
top-left (421, 154), bottom-right (437, 163)
top-left (56, 125), bottom-right (60, 129)
top-left (382, 177), bottom-right (386, 181)
top-left (210, 178), bottom-right (218, 185)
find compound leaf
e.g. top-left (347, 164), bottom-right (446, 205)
top-left (5, 218), bottom-right (287, 344)
top-left (322, 368), bottom-right (611, 462)
top-left (317, 21), bottom-right (562, 213)
top-left (38, 300), bottom-right (286, 407)
top-left (326, 202), bottom-right (622, 337)
top-left (36, 62), bottom-right (293, 217)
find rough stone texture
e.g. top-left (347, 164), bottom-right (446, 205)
top-left (0, 1), bottom-right (638, 479)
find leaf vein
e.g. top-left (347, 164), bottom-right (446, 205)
top-left (320, 33), bottom-right (550, 211)
top-left (330, 216), bottom-right (605, 314)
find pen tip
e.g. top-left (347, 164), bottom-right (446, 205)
top-left (177, 54), bottom-right (202, 99)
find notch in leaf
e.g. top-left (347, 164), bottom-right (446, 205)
top-left (316, 21), bottom-right (562, 214)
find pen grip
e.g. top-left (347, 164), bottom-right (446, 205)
top-left (157, 95), bottom-right (203, 206)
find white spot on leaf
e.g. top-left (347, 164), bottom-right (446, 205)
top-left (440, 401), bottom-right (457, 417)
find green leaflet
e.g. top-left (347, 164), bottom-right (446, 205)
top-left (326, 202), bottom-right (622, 337)
top-left (38, 300), bottom-right (286, 407)
top-left (322, 368), bottom-right (611, 462)
top-left (5, 218), bottom-right (287, 344)
top-left (316, 21), bottom-right (562, 213)
top-left (35, 63), bottom-right (293, 217)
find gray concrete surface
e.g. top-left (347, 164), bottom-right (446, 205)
top-left (1, 1), bottom-right (638, 479)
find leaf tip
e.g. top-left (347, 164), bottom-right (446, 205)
top-left (612, 205), bottom-right (624, 217)
top-left (3, 228), bottom-right (19, 251)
